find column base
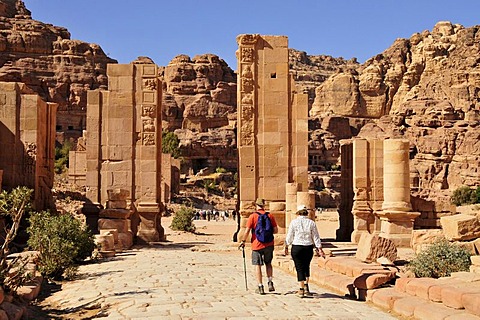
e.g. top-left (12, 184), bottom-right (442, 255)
top-left (377, 211), bottom-right (420, 248)
top-left (136, 203), bottom-right (161, 243)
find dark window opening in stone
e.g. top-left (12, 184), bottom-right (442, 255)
top-left (56, 125), bottom-right (62, 130)
top-left (67, 126), bottom-right (74, 130)
top-left (192, 158), bottom-right (209, 175)
top-left (270, 73), bottom-right (276, 78)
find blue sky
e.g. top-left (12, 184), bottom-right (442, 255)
top-left (23, 0), bottom-right (480, 68)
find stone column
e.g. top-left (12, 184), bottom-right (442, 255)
top-left (285, 182), bottom-right (298, 229)
top-left (337, 141), bottom-right (353, 241)
top-left (86, 62), bottom-right (165, 245)
top-left (134, 63), bottom-right (164, 243)
top-left (351, 139), bottom-right (374, 243)
top-left (378, 139), bottom-right (419, 247)
top-left (235, 34), bottom-right (308, 241)
top-left (370, 139), bottom-right (384, 234)
top-left (297, 191), bottom-right (316, 220)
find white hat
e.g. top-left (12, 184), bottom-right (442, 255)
top-left (297, 204), bottom-right (307, 211)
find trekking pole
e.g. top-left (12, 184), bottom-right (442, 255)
top-left (241, 246), bottom-right (248, 291)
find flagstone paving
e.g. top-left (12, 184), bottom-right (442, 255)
top-left (32, 217), bottom-right (400, 319)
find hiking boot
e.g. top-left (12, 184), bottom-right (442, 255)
top-left (255, 285), bottom-right (265, 295)
top-left (297, 287), bottom-right (305, 298)
top-left (268, 281), bottom-right (275, 292)
top-left (304, 283), bottom-right (312, 297)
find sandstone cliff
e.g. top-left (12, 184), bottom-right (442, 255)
top-left (159, 53), bottom-right (237, 172)
top-left (0, 0), bottom-right (116, 141)
top-left (310, 21), bottom-right (480, 202)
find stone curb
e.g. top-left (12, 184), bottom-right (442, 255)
top-left (273, 254), bottom-right (480, 320)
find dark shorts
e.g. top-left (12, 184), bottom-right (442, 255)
top-left (252, 246), bottom-right (274, 265)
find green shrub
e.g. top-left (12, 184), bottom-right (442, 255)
top-left (215, 167), bottom-right (227, 173)
top-left (162, 131), bottom-right (181, 158)
top-left (450, 186), bottom-right (477, 206)
top-left (170, 206), bottom-right (196, 232)
top-left (407, 238), bottom-right (471, 278)
top-left (54, 141), bottom-right (72, 174)
top-left (27, 211), bottom-right (95, 279)
top-left (476, 186), bottom-right (480, 203)
top-left (203, 179), bottom-right (217, 193)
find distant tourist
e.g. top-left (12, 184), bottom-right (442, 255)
top-left (284, 205), bottom-right (325, 298)
top-left (239, 198), bottom-right (278, 295)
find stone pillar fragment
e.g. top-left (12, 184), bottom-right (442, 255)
top-left (285, 182), bottom-right (299, 229)
top-left (98, 189), bottom-right (133, 250)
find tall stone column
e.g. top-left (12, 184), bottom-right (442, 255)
top-left (235, 34), bottom-right (308, 241)
top-left (351, 139), bottom-right (374, 243)
top-left (378, 139), bottom-right (419, 247)
top-left (337, 141), bottom-right (353, 241)
top-left (370, 139), bottom-right (384, 234)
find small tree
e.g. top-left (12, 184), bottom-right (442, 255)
top-left (54, 140), bottom-right (72, 174)
top-left (451, 186), bottom-right (477, 206)
top-left (162, 131), bottom-right (181, 159)
top-left (27, 211), bottom-right (95, 280)
top-left (203, 179), bottom-right (217, 193)
top-left (170, 206), bottom-right (196, 232)
top-left (0, 187), bottom-right (34, 292)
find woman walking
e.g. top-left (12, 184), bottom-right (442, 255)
top-left (284, 205), bottom-right (325, 297)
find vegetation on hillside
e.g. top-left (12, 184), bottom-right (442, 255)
top-left (162, 130), bottom-right (181, 159)
top-left (54, 140), bottom-right (72, 174)
top-left (451, 185), bottom-right (480, 206)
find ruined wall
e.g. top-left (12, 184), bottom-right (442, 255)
top-left (86, 62), bottom-right (164, 243)
top-left (0, 81), bottom-right (56, 210)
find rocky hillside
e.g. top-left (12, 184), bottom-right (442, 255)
top-left (159, 53), bottom-right (237, 172)
top-left (289, 48), bottom-right (359, 108)
top-left (0, 0), bottom-right (116, 141)
top-left (1, 1), bottom-right (479, 206)
top-left (310, 21), bottom-right (480, 202)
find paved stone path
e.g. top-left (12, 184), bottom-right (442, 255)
top-left (40, 218), bottom-right (399, 319)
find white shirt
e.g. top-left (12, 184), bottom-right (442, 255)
top-left (285, 216), bottom-right (322, 248)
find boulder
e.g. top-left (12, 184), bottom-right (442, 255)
top-left (440, 214), bottom-right (480, 241)
top-left (355, 233), bottom-right (398, 263)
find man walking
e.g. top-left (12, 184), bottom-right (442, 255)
top-left (239, 198), bottom-right (278, 295)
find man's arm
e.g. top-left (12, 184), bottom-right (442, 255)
top-left (239, 227), bottom-right (251, 248)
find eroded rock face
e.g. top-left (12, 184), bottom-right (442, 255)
top-left (159, 54), bottom-right (237, 171)
top-left (289, 49), bottom-right (359, 109)
top-left (310, 21), bottom-right (480, 202)
top-left (0, 0), bottom-right (116, 140)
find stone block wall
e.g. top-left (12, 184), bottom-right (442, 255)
top-left (86, 62), bottom-right (165, 243)
top-left (0, 82), bottom-right (56, 210)
top-left (236, 34), bottom-right (308, 238)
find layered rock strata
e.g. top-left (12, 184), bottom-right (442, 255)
top-left (0, 0), bottom-right (116, 141)
top-left (310, 21), bottom-right (480, 206)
